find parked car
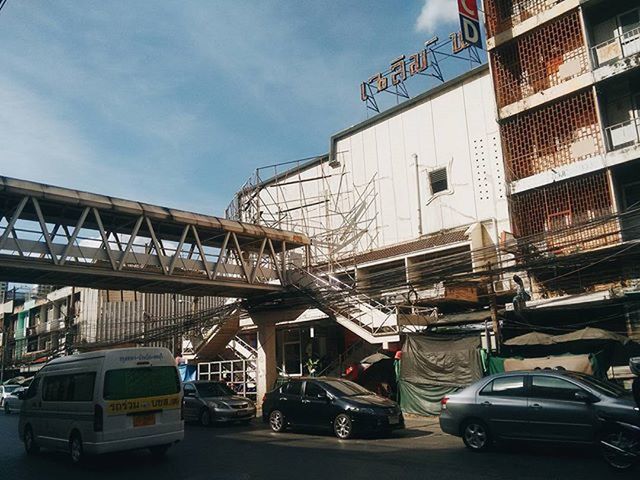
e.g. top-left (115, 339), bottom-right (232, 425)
top-left (183, 381), bottom-right (256, 426)
top-left (19, 347), bottom-right (184, 463)
top-left (262, 377), bottom-right (404, 439)
top-left (4, 386), bottom-right (28, 414)
top-left (439, 370), bottom-right (640, 452)
top-left (1, 384), bottom-right (21, 407)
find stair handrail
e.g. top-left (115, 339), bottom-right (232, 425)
top-left (285, 263), bottom-right (399, 336)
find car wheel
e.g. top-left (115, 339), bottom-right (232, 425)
top-left (334, 414), bottom-right (354, 440)
top-left (69, 432), bottom-right (84, 464)
top-left (24, 425), bottom-right (40, 455)
top-left (149, 444), bottom-right (171, 460)
top-left (600, 430), bottom-right (637, 470)
top-left (269, 410), bottom-right (286, 433)
top-left (462, 420), bottom-right (491, 451)
top-left (200, 408), bottom-right (212, 427)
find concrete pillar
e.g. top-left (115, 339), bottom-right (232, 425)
top-left (251, 306), bottom-right (306, 408)
top-left (256, 320), bottom-right (277, 408)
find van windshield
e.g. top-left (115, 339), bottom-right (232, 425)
top-left (103, 366), bottom-right (180, 400)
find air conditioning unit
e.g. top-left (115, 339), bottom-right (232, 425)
top-left (493, 279), bottom-right (514, 294)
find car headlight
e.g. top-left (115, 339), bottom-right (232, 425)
top-left (208, 401), bottom-right (228, 409)
top-left (347, 406), bottom-right (375, 415)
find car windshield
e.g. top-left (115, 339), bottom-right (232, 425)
top-left (564, 372), bottom-right (628, 398)
top-left (322, 379), bottom-right (372, 397)
top-left (3, 385), bottom-right (19, 393)
top-left (195, 382), bottom-right (235, 397)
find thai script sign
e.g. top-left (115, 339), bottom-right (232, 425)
top-left (360, 31), bottom-right (478, 112)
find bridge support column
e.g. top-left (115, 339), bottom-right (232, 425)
top-left (250, 307), bottom-right (306, 409)
top-left (256, 319), bottom-right (277, 409)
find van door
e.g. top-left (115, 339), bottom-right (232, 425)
top-left (101, 365), bottom-right (182, 442)
top-left (41, 372), bottom-right (97, 449)
top-left (21, 376), bottom-right (43, 439)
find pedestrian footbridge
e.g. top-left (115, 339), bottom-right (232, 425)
top-left (0, 176), bottom-right (310, 297)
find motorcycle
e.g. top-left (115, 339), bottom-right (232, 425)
top-left (600, 417), bottom-right (640, 470)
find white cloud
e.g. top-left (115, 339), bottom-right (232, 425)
top-left (415, 0), bottom-right (459, 33)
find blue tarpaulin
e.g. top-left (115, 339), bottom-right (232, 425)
top-left (178, 364), bottom-right (197, 382)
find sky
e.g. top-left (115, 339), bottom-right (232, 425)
top-left (0, 0), bottom-right (477, 217)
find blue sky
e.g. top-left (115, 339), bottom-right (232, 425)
top-left (0, 0), bottom-right (475, 216)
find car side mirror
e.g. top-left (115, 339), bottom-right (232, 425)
top-left (15, 391), bottom-right (25, 400)
top-left (317, 391), bottom-right (329, 401)
top-left (574, 391), bottom-right (595, 403)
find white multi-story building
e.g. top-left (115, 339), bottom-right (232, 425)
top-left (213, 65), bottom-right (511, 391)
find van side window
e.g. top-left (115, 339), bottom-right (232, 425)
top-left (24, 377), bottom-right (40, 400)
top-left (43, 373), bottom-right (96, 402)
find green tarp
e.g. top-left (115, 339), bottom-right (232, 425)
top-left (399, 334), bottom-right (482, 416)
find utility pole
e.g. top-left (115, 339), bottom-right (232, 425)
top-left (487, 262), bottom-right (501, 354)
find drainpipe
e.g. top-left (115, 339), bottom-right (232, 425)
top-left (413, 154), bottom-right (423, 236)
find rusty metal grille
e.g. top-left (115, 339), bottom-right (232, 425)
top-left (491, 10), bottom-right (588, 108)
top-left (510, 172), bottom-right (619, 253)
top-left (501, 90), bottom-right (604, 181)
top-left (484, 0), bottom-right (568, 38)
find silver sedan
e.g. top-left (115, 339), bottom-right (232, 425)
top-left (439, 370), bottom-right (639, 451)
top-left (183, 381), bottom-right (256, 426)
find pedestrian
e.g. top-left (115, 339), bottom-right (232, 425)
top-left (175, 351), bottom-right (185, 365)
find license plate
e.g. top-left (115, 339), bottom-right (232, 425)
top-left (388, 415), bottom-right (400, 425)
top-left (133, 413), bottom-right (155, 427)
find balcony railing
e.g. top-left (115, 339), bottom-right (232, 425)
top-left (486, 0), bottom-right (567, 38)
top-left (505, 129), bottom-right (602, 181)
top-left (606, 117), bottom-right (640, 151)
top-left (495, 47), bottom-right (589, 108)
top-left (591, 26), bottom-right (640, 68)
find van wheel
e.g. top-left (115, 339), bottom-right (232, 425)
top-left (69, 432), bottom-right (84, 464)
top-left (24, 425), bottom-right (40, 454)
top-left (150, 444), bottom-right (170, 459)
top-left (200, 408), bottom-right (212, 427)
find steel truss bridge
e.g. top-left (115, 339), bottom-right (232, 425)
top-left (0, 176), bottom-right (310, 297)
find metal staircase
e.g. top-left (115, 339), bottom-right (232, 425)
top-left (227, 335), bottom-right (257, 360)
top-left (194, 303), bottom-right (242, 360)
top-left (286, 265), bottom-right (435, 344)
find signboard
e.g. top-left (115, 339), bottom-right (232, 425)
top-left (458, 0), bottom-right (482, 48)
top-left (360, 31), bottom-right (481, 113)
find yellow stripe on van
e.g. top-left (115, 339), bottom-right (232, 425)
top-left (106, 394), bottom-right (181, 415)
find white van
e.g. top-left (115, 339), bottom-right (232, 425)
top-left (18, 347), bottom-right (184, 463)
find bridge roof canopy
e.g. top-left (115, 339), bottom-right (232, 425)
top-left (0, 175), bottom-right (310, 250)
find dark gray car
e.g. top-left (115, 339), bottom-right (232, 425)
top-left (183, 381), bottom-right (256, 426)
top-left (440, 370), bottom-right (640, 451)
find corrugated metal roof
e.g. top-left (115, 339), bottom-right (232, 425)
top-left (352, 228), bottom-right (470, 265)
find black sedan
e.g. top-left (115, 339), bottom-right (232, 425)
top-left (183, 381), bottom-right (256, 426)
top-left (262, 377), bottom-right (404, 439)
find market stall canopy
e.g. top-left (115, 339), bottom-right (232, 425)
top-left (552, 327), bottom-right (630, 344)
top-left (504, 332), bottom-right (555, 346)
top-left (360, 353), bottom-right (392, 365)
top-left (505, 327), bottom-right (630, 346)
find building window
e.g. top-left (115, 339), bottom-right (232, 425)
top-left (429, 168), bottom-right (448, 194)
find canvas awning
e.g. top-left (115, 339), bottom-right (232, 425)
top-left (505, 327), bottom-right (630, 346)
